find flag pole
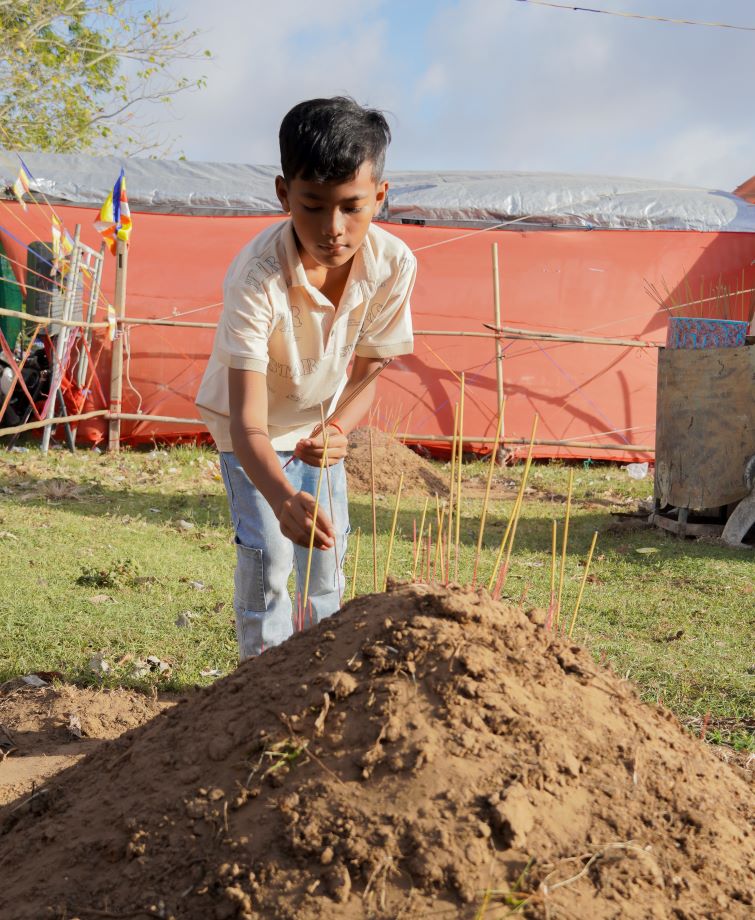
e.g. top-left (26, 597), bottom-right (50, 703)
top-left (108, 237), bottom-right (128, 452)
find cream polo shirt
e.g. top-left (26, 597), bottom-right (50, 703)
top-left (195, 220), bottom-right (416, 452)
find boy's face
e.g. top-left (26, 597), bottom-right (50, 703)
top-left (275, 161), bottom-right (387, 271)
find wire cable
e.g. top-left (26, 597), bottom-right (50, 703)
top-left (512, 0), bottom-right (755, 32)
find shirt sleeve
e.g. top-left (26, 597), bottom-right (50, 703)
top-left (355, 253), bottom-right (416, 359)
top-left (213, 273), bottom-right (275, 373)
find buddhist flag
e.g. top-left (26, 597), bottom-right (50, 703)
top-left (11, 159), bottom-right (34, 211)
top-left (50, 215), bottom-right (75, 274)
top-left (94, 168), bottom-right (132, 255)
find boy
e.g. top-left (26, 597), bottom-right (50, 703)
top-left (196, 97), bottom-right (416, 660)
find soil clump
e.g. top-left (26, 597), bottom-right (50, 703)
top-left (345, 427), bottom-right (447, 496)
top-left (0, 583), bottom-right (752, 919)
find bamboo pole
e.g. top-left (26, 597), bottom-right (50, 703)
top-left (0, 409), bottom-right (108, 439)
top-left (555, 468), bottom-right (575, 629)
top-left (350, 527), bottom-right (362, 600)
top-left (369, 429), bottom-right (378, 592)
top-left (108, 238), bottom-right (129, 452)
top-left (383, 472), bottom-right (404, 590)
top-left (568, 531), bottom-right (599, 639)
top-left (454, 373), bottom-right (466, 581)
top-left (492, 243), bottom-right (505, 424)
top-left (0, 306), bottom-right (108, 330)
top-left (482, 324), bottom-right (659, 348)
top-left (120, 317), bottom-right (216, 329)
top-left (394, 433), bottom-right (654, 453)
top-left (472, 403), bottom-right (505, 585)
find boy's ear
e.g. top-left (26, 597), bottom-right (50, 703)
top-left (374, 180), bottom-right (388, 215)
top-left (275, 175), bottom-right (290, 213)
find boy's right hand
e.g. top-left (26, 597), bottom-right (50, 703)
top-left (277, 491), bottom-right (335, 550)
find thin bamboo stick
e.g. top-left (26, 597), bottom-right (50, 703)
top-left (302, 433), bottom-right (329, 613)
top-left (454, 373), bottom-right (466, 581)
top-left (426, 523), bottom-right (432, 582)
top-left (350, 527), bottom-right (362, 600)
top-left (120, 317), bottom-right (216, 329)
top-left (383, 472), bottom-right (404, 590)
top-left (434, 503), bottom-right (446, 579)
top-left (555, 468), bottom-right (575, 629)
top-left (472, 403), bottom-right (505, 585)
top-left (0, 409), bottom-right (108, 438)
top-left (481, 323), bottom-right (659, 348)
top-left (411, 497), bottom-right (429, 580)
top-left (370, 429), bottom-right (378, 592)
top-left (446, 403), bottom-right (459, 580)
top-left (494, 415), bottom-right (539, 598)
top-left (487, 415), bottom-right (539, 593)
top-left (568, 531), bottom-right (599, 639)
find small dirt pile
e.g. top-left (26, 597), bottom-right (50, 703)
top-left (0, 584), bottom-right (752, 920)
top-left (345, 427), bottom-right (447, 496)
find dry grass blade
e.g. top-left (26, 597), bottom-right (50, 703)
top-left (412, 497), bottom-right (430, 580)
top-left (383, 472), bottom-right (404, 590)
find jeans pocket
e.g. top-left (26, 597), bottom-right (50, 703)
top-left (234, 542), bottom-right (267, 612)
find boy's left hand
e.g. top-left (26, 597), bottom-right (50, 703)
top-left (295, 425), bottom-right (348, 466)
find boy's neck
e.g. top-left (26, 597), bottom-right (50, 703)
top-left (295, 234), bottom-right (356, 308)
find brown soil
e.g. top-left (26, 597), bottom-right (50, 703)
top-left (0, 584), bottom-right (753, 920)
top-left (0, 681), bottom-right (173, 808)
top-left (345, 427), bottom-right (448, 497)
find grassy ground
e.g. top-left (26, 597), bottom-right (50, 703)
top-left (0, 443), bottom-right (752, 751)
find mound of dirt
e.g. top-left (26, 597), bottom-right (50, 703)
top-left (0, 584), bottom-right (753, 919)
top-left (345, 427), bottom-right (448, 497)
top-left (0, 682), bottom-right (173, 807)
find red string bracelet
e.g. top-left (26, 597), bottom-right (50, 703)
top-left (327, 419), bottom-right (345, 436)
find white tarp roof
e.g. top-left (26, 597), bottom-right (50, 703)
top-left (2, 149), bottom-right (754, 233)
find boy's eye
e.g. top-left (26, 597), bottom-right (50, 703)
top-left (345, 207), bottom-right (363, 214)
top-left (302, 204), bottom-right (321, 212)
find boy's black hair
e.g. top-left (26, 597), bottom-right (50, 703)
top-left (279, 97), bottom-right (391, 184)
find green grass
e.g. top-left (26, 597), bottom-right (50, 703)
top-left (0, 444), bottom-right (752, 748)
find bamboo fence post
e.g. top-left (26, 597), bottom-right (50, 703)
top-left (556, 468), bottom-right (575, 629)
top-left (108, 237), bottom-right (129, 452)
top-left (492, 243), bottom-right (505, 431)
top-left (568, 531), bottom-right (599, 639)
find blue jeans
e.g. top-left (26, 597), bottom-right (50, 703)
top-left (219, 451), bottom-right (349, 660)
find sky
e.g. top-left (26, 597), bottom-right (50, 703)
top-left (141, 0), bottom-right (755, 191)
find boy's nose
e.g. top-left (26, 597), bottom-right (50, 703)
top-left (323, 210), bottom-right (345, 239)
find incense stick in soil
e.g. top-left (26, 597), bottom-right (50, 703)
top-left (454, 373), bottom-right (466, 581)
top-left (472, 403), bottom-right (505, 586)
top-left (320, 404), bottom-right (341, 606)
top-left (302, 433), bottom-right (329, 614)
top-left (412, 496), bottom-right (430, 580)
top-left (350, 527), bottom-right (362, 600)
top-left (369, 428), bottom-right (378, 592)
top-left (383, 472), bottom-right (404, 590)
top-left (555, 467), bottom-right (575, 629)
top-left (487, 414), bottom-right (538, 594)
top-left (568, 530), bottom-right (599, 639)
top-left (545, 519), bottom-right (557, 630)
top-left (446, 402), bottom-right (459, 581)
